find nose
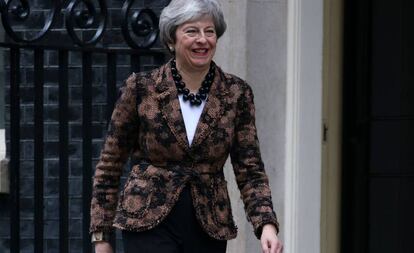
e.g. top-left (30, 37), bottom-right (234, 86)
top-left (196, 35), bottom-right (207, 43)
top-left (196, 32), bottom-right (209, 43)
top-left (196, 31), bottom-right (211, 40)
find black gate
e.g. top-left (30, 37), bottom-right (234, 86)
top-left (0, 1), bottom-right (169, 252)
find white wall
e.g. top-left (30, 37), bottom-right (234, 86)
top-left (216, 0), bottom-right (324, 252)
top-left (285, 0), bottom-right (324, 252)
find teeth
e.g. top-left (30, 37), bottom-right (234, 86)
top-left (194, 49), bottom-right (207, 53)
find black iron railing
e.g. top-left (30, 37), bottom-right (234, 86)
top-left (0, 0), bottom-right (160, 48)
top-left (0, 1), bottom-right (169, 252)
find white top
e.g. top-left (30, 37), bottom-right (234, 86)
top-left (178, 94), bottom-right (206, 146)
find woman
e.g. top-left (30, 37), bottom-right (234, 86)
top-left (90, 0), bottom-right (283, 252)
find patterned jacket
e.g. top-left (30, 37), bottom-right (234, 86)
top-left (89, 60), bottom-right (279, 240)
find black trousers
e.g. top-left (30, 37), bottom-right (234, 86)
top-left (122, 186), bottom-right (227, 253)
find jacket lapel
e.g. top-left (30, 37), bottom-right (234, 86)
top-left (191, 67), bottom-right (228, 148)
top-left (155, 63), bottom-right (190, 152)
top-left (155, 62), bottom-right (229, 152)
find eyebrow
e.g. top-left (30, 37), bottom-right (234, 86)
top-left (182, 25), bottom-right (215, 30)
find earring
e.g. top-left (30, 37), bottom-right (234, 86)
top-left (169, 46), bottom-right (174, 52)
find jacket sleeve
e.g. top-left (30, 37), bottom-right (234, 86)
top-left (230, 83), bottom-right (279, 239)
top-left (89, 73), bottom-right (139, 233)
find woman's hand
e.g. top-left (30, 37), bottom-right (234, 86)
top-left (94, 242), bottom-right (113, 253)
top-left (260, 224), bottom-right (283, 253)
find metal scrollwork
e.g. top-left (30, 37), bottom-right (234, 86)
top-left (0, 0), bottom-right (59, 42)
top-left (65, 0), bottom-right (107, 46)
top-left (0, 0), bottom-right (162, 49)
top-left (122, 0), bottom-right (159, 49)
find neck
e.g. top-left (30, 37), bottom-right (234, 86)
top-left (175, 60), bottom-right (210, 92)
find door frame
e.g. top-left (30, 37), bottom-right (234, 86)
top-left (321, 0), bottom-right (344, 252)
top-left (285, 0), bottom-right (324, 252)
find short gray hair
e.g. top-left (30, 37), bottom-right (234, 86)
top-left (159, 0), bottom-right (227, 47)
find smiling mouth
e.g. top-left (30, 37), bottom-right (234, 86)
top-left (192, 48), bottom-right (209, 54)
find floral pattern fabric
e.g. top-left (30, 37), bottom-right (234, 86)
top-left (90, 60), bottom-right (279, 240)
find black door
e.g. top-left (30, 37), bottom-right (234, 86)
top-left (342, 0), bottom-right (414, 253)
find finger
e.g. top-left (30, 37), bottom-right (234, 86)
top-left (276, 242), bottom-right (284, 253)
top-left (261, 239), bottom-right (270, 253)
top-left (270, 240), bottom-right (278, 253)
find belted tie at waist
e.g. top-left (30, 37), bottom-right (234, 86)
top-left (131, 159), bottom-right (224, 180)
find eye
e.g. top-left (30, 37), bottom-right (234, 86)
top-left (185, 29), bottom-right (198, 37)
top-left (205, 29), bottom-right (216, 37)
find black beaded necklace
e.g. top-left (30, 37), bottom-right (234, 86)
top-left (170, 58), bottom-right (215, 106)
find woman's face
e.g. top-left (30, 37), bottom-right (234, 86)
top-left (172, 15), bottom-right (217, 72)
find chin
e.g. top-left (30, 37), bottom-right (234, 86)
top-left (191, 59), bottom-right (213, 68)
